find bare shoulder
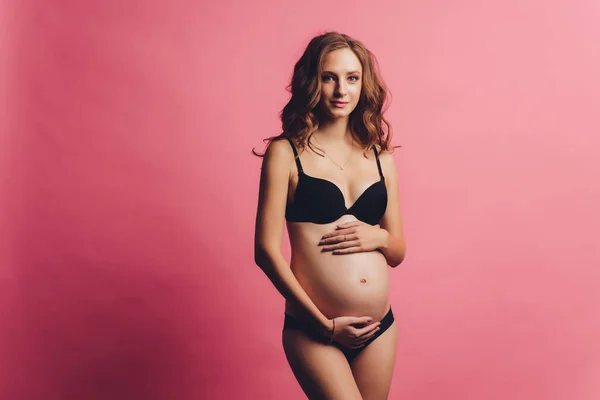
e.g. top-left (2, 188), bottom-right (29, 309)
top-left (263, 137), bottom-right (295, 166)
top-left (258, 137), bottom-right (296, 191)
top-left (377, 148), bottom-right (398, 178)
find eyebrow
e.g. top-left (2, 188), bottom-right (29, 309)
top-left (322, 70), bottom-right (361, 75)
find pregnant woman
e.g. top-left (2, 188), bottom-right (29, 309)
top-left (253, 32), bottom-right (407, 400)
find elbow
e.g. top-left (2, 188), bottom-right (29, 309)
top-left (389, 246), bottom-right (407, 268)
top-left (389, 256), bottom-right (404, 268)
top-left (254, 246), bottom-right (267, 268)
top-left (254, 243), bottom-right (277, 268)
top-left (382, 231), bottom-right (407, 268)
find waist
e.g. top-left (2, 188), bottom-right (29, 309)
top-left (283, 306), bottom-right (395, 340)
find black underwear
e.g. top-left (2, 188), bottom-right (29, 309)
top-left (283, 307), bottom-right (395, 362)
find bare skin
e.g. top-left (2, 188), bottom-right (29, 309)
top-left (281, 138), bottom-right (399, 400)
top-left (284, 140), bottom-right (392, 321)
top-left (255, 47), bottom-right (406, 399)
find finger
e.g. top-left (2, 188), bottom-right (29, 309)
top-left (320, 232), bottom-right (337, 241)
top-left (331, 243), bottom-right (362, 254)
top-left (320, 229), bottom-right (356, 243)
top-left (350, 330), bottom-right (380, 348)
top-left (352, 316), bottom-right (375, 326)
top-left (350, 331), bottom-right (380, 349)
top-left (319, 233), bottom-right (347, 245)
top-left (319, 236), bottom-right (343, 245)
top-left (322, 239), bottom-right (360, 252)
top-left (322, 229), bottom-right (352, 239)
top-left (334, 228), bottom-right (357, 235)
top-left (358, 326), bottom-right (381, 342)
top-left (355, 322), bottom-right (381, 337)
top-left (320, 233), bottom-right (358, 247)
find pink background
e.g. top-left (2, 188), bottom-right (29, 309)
top-left (1, 0), bottom-right (599, 399)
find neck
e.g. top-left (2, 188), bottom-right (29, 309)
top-left (313, 117), bottom-right (352, 144)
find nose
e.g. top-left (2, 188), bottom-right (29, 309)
top-left (335, 81), bottom-right (347, 98)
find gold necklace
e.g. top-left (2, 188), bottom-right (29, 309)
top-left (313, 136), bottom-right (354, 170)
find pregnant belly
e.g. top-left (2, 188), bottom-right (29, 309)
top-left (289, 250), bottom-right (391, 321)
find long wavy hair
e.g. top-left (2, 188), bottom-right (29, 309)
top-left (252, 31), bottom-right (397, 158)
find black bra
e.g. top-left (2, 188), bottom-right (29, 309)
top-left (285, 138), bottom-right (388, 225)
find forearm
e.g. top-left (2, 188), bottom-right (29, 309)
top-left (379, 229), bottom-right (406, 268)
top-left (254, 247), bottom-right (332, 333)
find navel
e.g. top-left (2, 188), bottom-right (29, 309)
top-left (360, 278), bottom-right (367, 284)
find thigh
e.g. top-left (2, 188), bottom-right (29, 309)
top-left (282, 328), bottom-right (363, 400)
top-left (350, 322), bottom-right (398, 400)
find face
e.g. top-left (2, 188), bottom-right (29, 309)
top-left (318, 48), bottom-right (363, 120)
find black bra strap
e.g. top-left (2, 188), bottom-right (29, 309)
top-left (287, 138), bottom-right (303, 172)
top-left (373, 146), bottom-right (384, 180)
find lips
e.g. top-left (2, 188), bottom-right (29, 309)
top-left (331, 101), bottom-right (348, 107)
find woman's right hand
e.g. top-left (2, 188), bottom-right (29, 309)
top-left (328, 316), bottom-right (381, 349)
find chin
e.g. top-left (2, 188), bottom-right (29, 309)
top-left (320, 103), bottom-right (356, 120)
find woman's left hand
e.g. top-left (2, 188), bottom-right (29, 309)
top-left (318, 221), bottom-right (389, 255)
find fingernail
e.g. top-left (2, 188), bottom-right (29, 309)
top-left (367, 318), bottom-right (373, 322)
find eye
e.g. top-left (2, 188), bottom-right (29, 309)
top-left (349, 76), bottom-right (360, 82)
top-left (322, 75), bottom-right (335, 82)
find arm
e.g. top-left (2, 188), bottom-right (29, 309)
top-left (254, 139), bottom-right (333, 333)
top-left (378, 150), bottom-right (407, 268)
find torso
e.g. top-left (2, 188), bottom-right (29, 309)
top-left (284, 138), bottom-right (391, 321)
